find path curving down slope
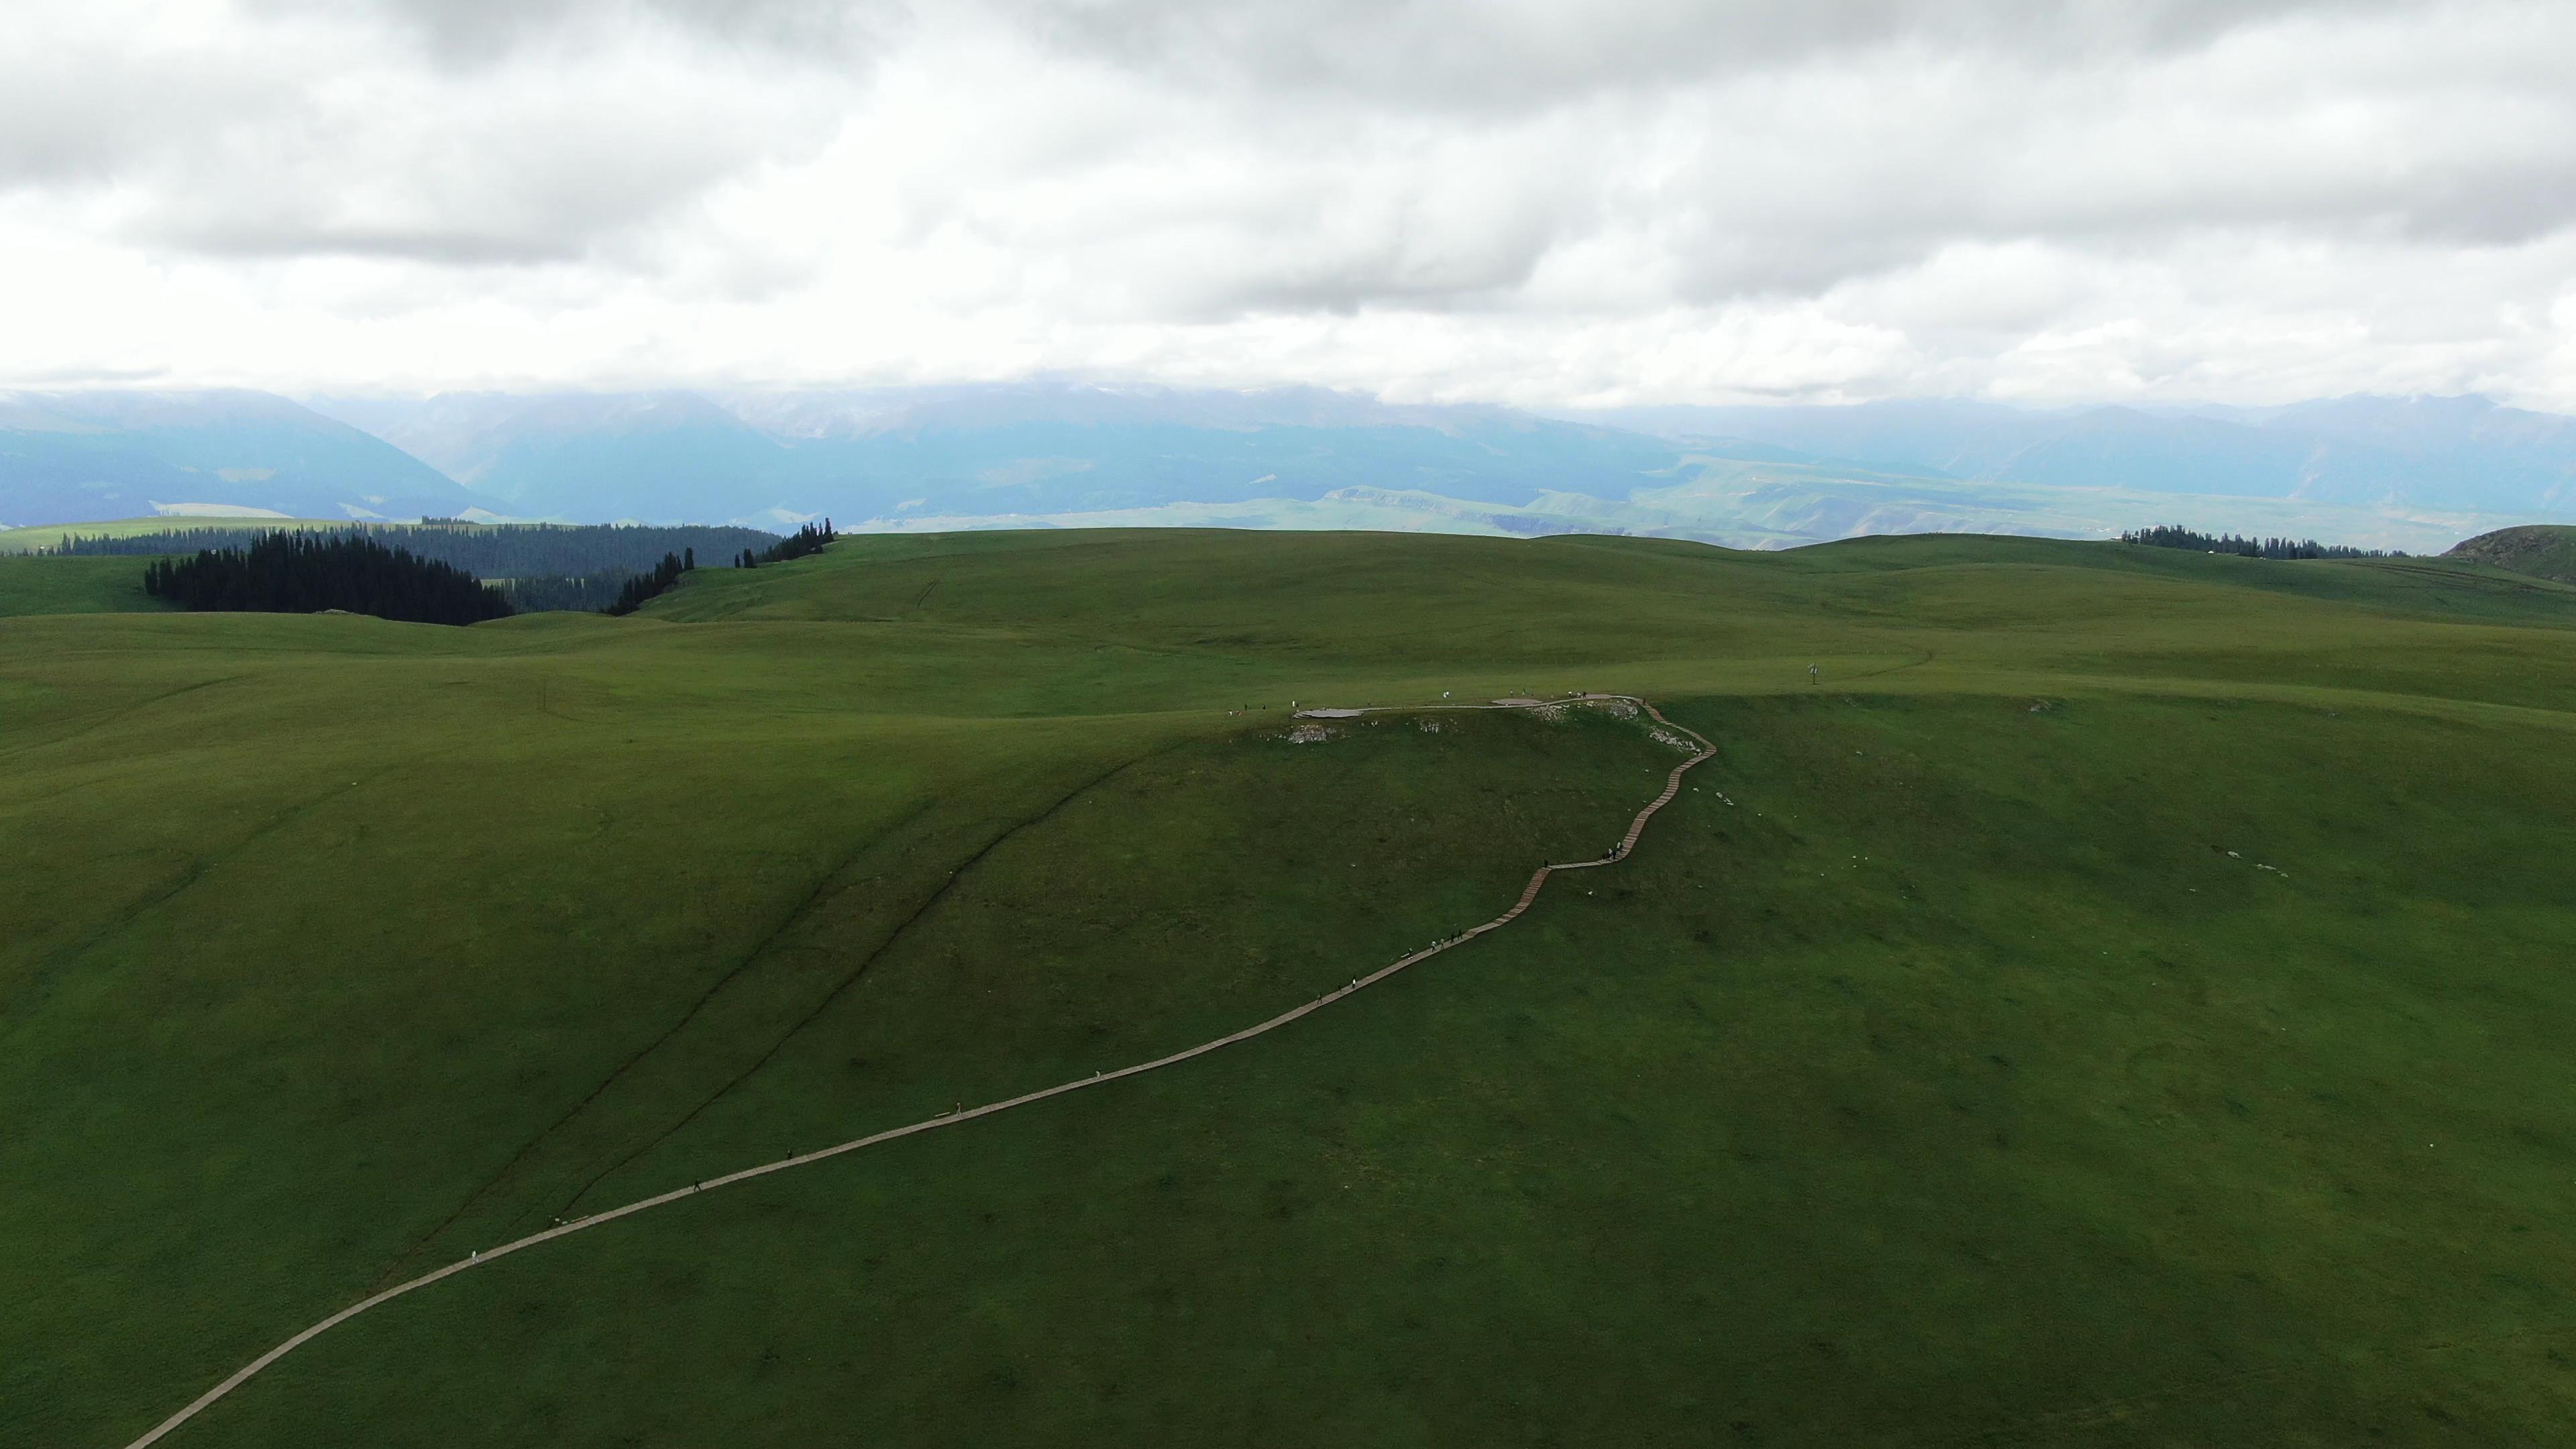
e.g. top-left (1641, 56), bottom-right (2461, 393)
top-left (120, 694), bottom-right (1715, 1449)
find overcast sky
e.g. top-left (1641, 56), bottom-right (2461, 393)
top-left (5, 0), bottom-right (2575, 408)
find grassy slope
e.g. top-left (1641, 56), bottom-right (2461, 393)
top-left (2447, 523), bottom-right (2576, 584)
top-left (0, 518), bottom-right (361, 553)
top-left (0, 553), bottom-right (175, 615)
top-left (5, 530), bottom-right (2575, 1446)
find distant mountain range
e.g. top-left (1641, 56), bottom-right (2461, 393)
top-left (5, 383), bottom-right (2573, 552)
top-left (0, 390), bottom-right (483, 527)
top-left (1570, 394), bottom-right (2576, 516)
top-left (300, 384), bottom-right (1683, 528)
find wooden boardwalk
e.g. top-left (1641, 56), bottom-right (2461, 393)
top-left (121, 694), bottom-right (1714, 1448)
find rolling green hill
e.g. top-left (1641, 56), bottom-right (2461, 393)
top-left (2449, 523), bottom-right (2576, 583)
top-left (7, 529), bottom-right (2576, 1447)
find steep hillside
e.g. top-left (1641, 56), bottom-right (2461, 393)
top-left (8, 530), bottom-right (2576, 1448)
top-left (2448, 523), bottom-right (2576, 583)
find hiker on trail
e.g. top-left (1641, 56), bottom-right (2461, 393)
top-left (1809, 663), bottom-right (1820, 684)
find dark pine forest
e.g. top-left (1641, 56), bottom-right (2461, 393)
top-left (733, 520), bottom-right (837, 570)
top-left (69, 521), bottom-right (811, 618)
top-left (52, 522), bottom-right (780, 577)
top-left (2121, 525), bottom-right (2402, 560)
top-left (144, 533), bottom-right (515, 625)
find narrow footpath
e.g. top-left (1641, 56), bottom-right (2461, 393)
top-left (121, 694), bottom-right (1715, 1449)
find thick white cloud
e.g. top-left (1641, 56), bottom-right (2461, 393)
top-left (2, 0), bottom-right (2573, 407)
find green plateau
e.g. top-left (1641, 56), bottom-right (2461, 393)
top-left (6, 527), bottom-right (2576, 1446)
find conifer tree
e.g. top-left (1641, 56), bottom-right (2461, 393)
top-left (142, 532), bottom-right (513, 625)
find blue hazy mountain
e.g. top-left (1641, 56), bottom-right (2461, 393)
top-left (733, 384), bottom-right (1689, 519)
top-left (1568, 394), bottom-right (2576, 516)
top-left (0, 390), bottom-right (488, 527)
top-left (1988, 407), bottom-right (2324, 497)
top-left (310, 391), bottom-right (790, 523)
top-left (9, 385), bottom-right (2575, 550)
top-left (303, 382), bottom-right (1691, 525)
top-left (2212, 394), bottom-right (2576, 514)
top-left (1564, 398), bottom-right (2052, 478)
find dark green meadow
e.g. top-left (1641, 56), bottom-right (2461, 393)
top-left (0, 554), bottom-right (176, 617)
top-left (5, 529), bottom-right (2575, 1446)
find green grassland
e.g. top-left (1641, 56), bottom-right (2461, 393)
top-left (6, 528), bottom-right (2576, 1446)
top-left (0, 553), bottom-right (176, 616)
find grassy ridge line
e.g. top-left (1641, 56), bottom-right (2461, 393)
top-left (2447, 523), bottom-right (2576, 583)
top-left (0, 519), bottom-right (360, 553)
top-left (121, 697), bottom-right (1711, 1449)
top-left (640, 530), bottom-right (2576, 718)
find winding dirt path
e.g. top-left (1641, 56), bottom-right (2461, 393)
top-left (120, 694), bottom-right (1714, 1449)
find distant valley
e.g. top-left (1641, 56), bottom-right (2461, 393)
top-left (7, 384), bottom-right (2575, 553)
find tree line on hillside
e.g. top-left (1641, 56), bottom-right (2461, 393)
top-left (144, 533), bottom-right (515, 625)
top-left (732, 520), bottom-right (836, 569)
top-left (605, 551), bottom-right (692, 616)
top-left (496, 574), bottom-right (627, 612)
top-left (2121, 525), bottom-right (2402, 560)
top-left (50, 522), bottom-right (782, 578)
top-left (65, 521), bottom-right (806, 616)
top-left (609, 521), bottom-right (841, 613)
